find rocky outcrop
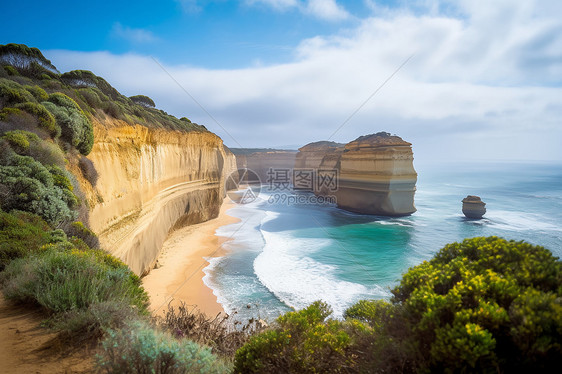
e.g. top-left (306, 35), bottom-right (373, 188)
top-left (234, 150), bottom-right (297, 185)
top-left (295, 132), bottom-right (417, 216)
top-left (462, 195), bottom-right (486, 219)
top-left (72, 118), bottom-right (236, 275)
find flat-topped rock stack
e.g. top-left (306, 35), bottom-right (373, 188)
top-left (295, 132), bottom-right (417, 216)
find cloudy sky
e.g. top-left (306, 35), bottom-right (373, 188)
top-left (2, 0), bottom-right (561, 162)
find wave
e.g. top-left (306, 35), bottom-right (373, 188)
top-left (254, 212), bottom-right (389, 317)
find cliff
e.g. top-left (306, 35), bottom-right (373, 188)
top-left (295, 133), bottom-right (417, 216)
top-left (232, 149), bottom-right (298, 185)
top-left (71, 118), bottom-right (237, 275)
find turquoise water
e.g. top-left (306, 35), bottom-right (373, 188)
top-left (203, 162), bottom-right (562, 320)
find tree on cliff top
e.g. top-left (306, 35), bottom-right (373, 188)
top-left (129, 94), bottom-right (155, 108)
top-left (0, 43), bottom-right (59, 77)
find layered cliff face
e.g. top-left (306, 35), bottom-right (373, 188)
top-left (72, 118), bottom-right (237, 275)
top-left (295, 133), bottom-right (417, 216)
top-left (234, 151), bottom-right (297, 184)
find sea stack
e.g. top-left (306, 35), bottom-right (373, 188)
top-left (335, 133), bottom-right (417, 216)
top-left (295, 132), bottom-right (417, 216)
top-left (462, 195), bottom-right (486, 219)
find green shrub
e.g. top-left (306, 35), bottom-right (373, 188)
top-left (43, 95), bottom-right (94, 155)
top-left (49, 300), bottom-right (140, 343)
top-left (0, 209), bottom-right (55, 270)
top-left (96, 320), bottom-right (230, 374)
top-left (24, 84), bottom-right (48, 101)
top-left (0, 78), bottom-right (35, 105)
top-left (0, 130), bottom-right (36, 152)
top-left (0, 152), bottom-right (77, 226)
top-left (3, 65), bottom-right (19, 76)
top-left (14, 102), bottom-right (57, 136)
top-left (234, 301), bottom-right (352, 373)
top-left (0, 248), bottom-right (149, 313)
top-left (65, 221), bottom-right (99, 248)
top-left (344, 237), bottom-right (562, 373)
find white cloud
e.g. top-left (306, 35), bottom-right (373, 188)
top-left (111, 23), bottom-right (158, 43)
top-left (304, 0), bottom-right (350, 21)
top-left (245, 0), bottom-right (350, 21)
top-left (46, 0), bottom-right (562, 161)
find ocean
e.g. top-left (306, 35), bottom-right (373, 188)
top-left (203, 161), bottom-right (562, 321)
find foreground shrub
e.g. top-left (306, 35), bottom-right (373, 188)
top-left (0, 248), bottom-right (149, 313)
top-left (234, 301), bottom-right (352, 373)
top-left (96, 320), bottom-right (230, 373)
top-left (163, 302), bottom-right (266, 358)
top-left (49, 300), bottom-right (140, 343)
top-left (345, 237), bottom-right (562, 373)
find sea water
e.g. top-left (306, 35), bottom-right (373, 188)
top-left (202, 161), bottom-right (562, 321)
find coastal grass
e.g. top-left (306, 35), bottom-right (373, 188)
top-left (96, 320), bottom-right (231, 374)
top-left (161, 302), bottom-right (267, 358)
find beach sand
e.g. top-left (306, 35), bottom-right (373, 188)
top-left (142, 199), bottom-right (239, 318)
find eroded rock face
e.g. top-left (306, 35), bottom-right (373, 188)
top-left (462, 195), bottom-right (486, 219)
top-left (235, 151), bottom-right (297, 184)
top-left (295, 132), bottom-right (417, 216)
top-left (71, 118), bottom-right (236, 275)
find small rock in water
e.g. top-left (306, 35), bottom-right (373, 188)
top-left (462, 195), bottom-right (486, 219)
top-left (246, 304), bottom-right (252, 309)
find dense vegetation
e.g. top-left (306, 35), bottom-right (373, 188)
top-left (234, 237), bottom-right (561, 373)
top-left (0, 43), bottom-right (227, 372)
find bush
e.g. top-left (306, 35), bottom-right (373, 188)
top-left (49, 300), bottom-right (140, 343)
top-left (3, 65), bottom-right (19, 76)
top-left (344, 237), bottom-right (562, 373)
top-left (162, 302), bottom-right (266, 358)
top-left (0, 130), bottom-right (38, 152)
top-left (78, 156), bottom-right (99, 186)
top-left (0, 151), bottom-right (77, 226)
top-left (65, 220), bottom-right (99, 248)
top-left (0, 248), bottom-right (149, 313)
top-left (234, 301), bottom-right (352, 373)
top-left (96, 320), bottom-right (230, 373)
top-left (43, 94), bottom-right (94, 155)
top-left (14, 102), bottom-right (57, 136)
top-left (0, 78), bottom-right (35, 105)
top-left (24, 84), bottom-right (49, 101)
top-left (0, 209), bottom-right (56, 270)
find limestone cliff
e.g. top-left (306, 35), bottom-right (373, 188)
top-left (233, 150), bottom-right (297, 184)
top-left (295, 133), bottom-right (417, 216)
top-left (71, 118), bottom-right (237, 275)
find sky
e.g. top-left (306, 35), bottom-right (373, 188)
top-left (1, 0), bottom-right (561, 162)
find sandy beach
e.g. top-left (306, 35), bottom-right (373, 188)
top-left (142, 199), bottom-right (240, 317)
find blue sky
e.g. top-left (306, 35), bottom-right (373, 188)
top-left (2, 0), bottom-right (380, 67)
top-left (2, 0), bottom-right (561, 161)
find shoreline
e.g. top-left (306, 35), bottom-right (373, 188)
top-left (142, 198), bottom-right (240, 317)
